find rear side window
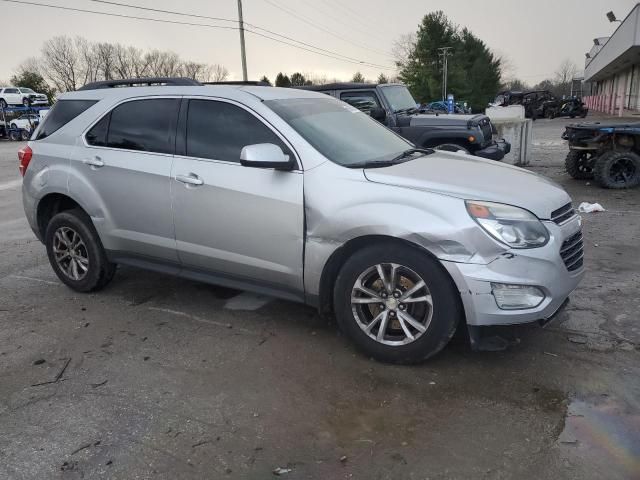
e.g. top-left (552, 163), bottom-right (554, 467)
top-left (186, 99), bottom-right (291, 163)
top-left (106, 98), bottom-right (179, 154)
top-left (35, 100), bottom-right (97, 140)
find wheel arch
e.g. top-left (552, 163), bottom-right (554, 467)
top-left (36, 192), bottom-right (90, 239)
top-left (316, 234), bottom-right (462, 319)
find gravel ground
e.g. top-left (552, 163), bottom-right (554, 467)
top-left (0, 116), bottom-right (639, 480)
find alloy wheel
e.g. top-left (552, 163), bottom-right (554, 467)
top-left (53, 226), bottom-right (90, 281)
top-left (350, 263), bottom-right (433, 346)
top-left (609, 156), bottom-right (637, 185)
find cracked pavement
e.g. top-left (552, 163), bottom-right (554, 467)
top-left (1, 116), bottom-right (639, 479)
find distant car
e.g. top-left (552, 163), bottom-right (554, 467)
top-left (0, 87), bottom-right (49, 108)
top-left (423, 101), bottom-right (471, 114)
top-left (9, 114), bottom-right (40, 130)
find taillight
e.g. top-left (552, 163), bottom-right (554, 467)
top-left (18, 145), bottom-right (32, 176)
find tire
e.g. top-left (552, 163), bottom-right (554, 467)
top-left (593, 151), bottom-right (640, 189)
top-left (20, 130), bottom-right (30, 141)
top-left (10, 123), bottom-right (17, 130)
top-left (565, 150), bottom-right (596, 179)
top-left (433, 143), bottom-right (470, 154)
top-left (0, 99), bottom-right (7, 109)
top-left (333, 243), bottom-right (462, 364)
top-left (45, 209), bottom-right (117, 292)
top-left (9, 131), bottom-right (20, 141)
top-left (22, 98), bottom-right (30, 107)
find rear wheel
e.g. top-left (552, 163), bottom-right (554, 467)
top-left (593, 151), bottom-right (640, 189)
top-left (333, 243), bottom-right (462, 364)
top-left (565, 150), bottom-right (596, 179)
top-left (45, 209), bottom-right (116, 292)
top-left (0, 99), bottom-right (7, 109)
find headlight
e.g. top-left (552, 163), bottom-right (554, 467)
top-left (466, 200), bottom-right (549, 248)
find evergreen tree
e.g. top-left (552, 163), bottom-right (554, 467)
top-left (377, 73), bottom-right (389, 84)
top-left (399, 11), bottom-right (501, 112)
top-left (275, 72), bottom-right (291, 87)
top-left (259, 75), bottom-right (272, 86)
top-left (351, 71), bottom-right (366, 83)
top-left (290, 72), bottom-right (307, 86)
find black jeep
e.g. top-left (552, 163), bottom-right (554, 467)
top-left (300, 83), bottom-right (510, 160)
top-left (562, 122), bottom-right (640, 189)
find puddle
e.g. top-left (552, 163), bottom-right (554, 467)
top-left (559, 396), bottom-right (640, 477)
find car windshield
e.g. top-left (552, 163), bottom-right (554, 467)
top-left (379, 85), bottom-right (417, 112)
top-left (265, 97), bottom-right (412, 167)
top-left (20, 88), bottom-right (35, 93)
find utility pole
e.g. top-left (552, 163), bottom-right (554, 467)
top-left (437, 47), bottom-right (452, 101)
top-left (237, 0), bottom-right (248, 81)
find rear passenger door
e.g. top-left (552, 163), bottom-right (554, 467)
top-left (171, 98), bottom-right (304, 298)
top-left (70, 97), bottom-right (181, 262)
top-left (3, 88), bottom-right (21, 105)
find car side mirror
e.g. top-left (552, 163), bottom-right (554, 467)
top-left (370, 107), bottom-right (387, 122)
top-left (240, 143), bottom-right (293, 170)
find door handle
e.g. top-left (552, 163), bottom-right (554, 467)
top-left (175, 173), bottom-right (204, 186)
top-left (83, 156), bottom-right (104, 168)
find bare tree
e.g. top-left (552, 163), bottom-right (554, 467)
top-left (555, 59), bottom-right (578, 85)
top-left (41, 36), bottom-right (83, 91)
top-left (392, 32), bottom-right (416, 70)
top-left (36, 35), bottom-right (230, 92)
top-left (205, 64), bottom-right (229, 82)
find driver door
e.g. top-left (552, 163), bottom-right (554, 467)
top-left (171, 98), bottom-right (305, 298)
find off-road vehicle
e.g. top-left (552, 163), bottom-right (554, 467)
top-left (300, 83), bottom-right (510, 160)
top-left (563, 122), bottom-right (640, 189)
top-left (21, 77), bottom-right (582, 363)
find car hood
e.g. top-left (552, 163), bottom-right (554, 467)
top-left (363, 152), bottom-right (571, 220)
top-left (409, 113), bottom-right (479, 127)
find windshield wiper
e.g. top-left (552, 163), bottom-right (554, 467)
top-left (389, 148), bottom-right (434, 162)
top-left (395, 107), bottom-right (418, 115)
top-left (346, 148), bottom-right (434, 169)
top-left (345, 160), bottom-right (398, 169)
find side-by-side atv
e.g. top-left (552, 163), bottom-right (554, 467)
top-left (562, 123), bottom-right (640, 189)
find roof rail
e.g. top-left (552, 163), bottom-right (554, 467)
top-left (77, 77), bottom-right (202, 91)
top-left (202, 81), bottom-right (271, 86)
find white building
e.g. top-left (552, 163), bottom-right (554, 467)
top-left (584, 3), bottom-right (640, 115)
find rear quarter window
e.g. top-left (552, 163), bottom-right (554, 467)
top-left (34, 99), bottom-right (97, 140)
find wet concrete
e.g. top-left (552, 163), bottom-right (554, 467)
top-left (1, 116), bottom-right (639, 479)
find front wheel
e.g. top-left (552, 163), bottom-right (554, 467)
top-left (22, 98), bottom-right (30, 107)
top-left (333, 243), bottom-right (462, 363)
top-left (593, 151), bottom-right (640, 189)
top-left (45, 209), bottom-right (117, 292)
top-left (0, 99), bottom-right (7, 109)
top-left (565, 150), bottom-right (596, 179)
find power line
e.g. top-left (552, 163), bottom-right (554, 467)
top-left (0, 0), bottom-right (395, 70)
top-left (296, 0), bottom-right (394, 59)
top-left (262, 0), bottom-right (394, 63)
top-left (82, 0), bottom-right (392, 68)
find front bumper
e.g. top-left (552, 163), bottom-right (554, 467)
top-left (473, 139), bottom-right (511, 161)
top-left (441, 215), bottom-right (584, 326)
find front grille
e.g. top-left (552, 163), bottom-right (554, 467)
top-left (479, 118), bottom-right (493, 144)
top-left (560, 230), bottom-right (584, 271)
top-left (551, 202), bottom-right (576, 224)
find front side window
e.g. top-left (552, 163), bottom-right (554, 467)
top-left (266, 97), bottom-right (411, 167)
top-left (186, 99), bottom-right (291, 163)
top-left (340, 91), bottom-right (380, 115)
top-left (20, 88), bottom-right (35, 94)
top-left (106, 98), bottom-right (179, 154)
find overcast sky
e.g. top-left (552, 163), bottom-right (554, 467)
top-left (0, 0), bottom-right (638, 85)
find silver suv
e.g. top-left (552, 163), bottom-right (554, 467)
top-left (20, 78), bottom-right (584, 363)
